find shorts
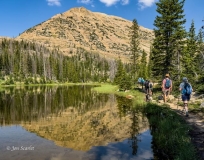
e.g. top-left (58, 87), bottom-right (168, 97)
top-left (181, 94), bottom-right (190, 101)
top-left (163, 90), bottom-right (169, 96)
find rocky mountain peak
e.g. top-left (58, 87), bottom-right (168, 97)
top-left (16, 7), bottom-right (154, 62)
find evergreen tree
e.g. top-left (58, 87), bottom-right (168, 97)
top-left (114, 59), bottom-right (124, 85)
top-left (147, 46), bottom-right (153, 79)
top-left (151, 0), bottom-right (186, 80)
top-left (195, 24), bottom-right (204, 93)
top-left (114, 60), bottom-right (131, 90)
top-left (138, 50), bottom-right (147, 79)
top-left (182, 20), bottom-right (197, 81)
top-left (195, 29), bottom-right (204, 74)
top-left (129, 19), bottom-right (140, 83)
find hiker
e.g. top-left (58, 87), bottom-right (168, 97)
top-left (138, 77), bottom-right (145, 89)
top-left (144, 80), bottom-right (153, 101)
top-left (141, 78), bottom-right (145, 90)
top-left (138, 77), bottom-right (142, 88)
top-left (179, 77), bottom-right (193, 117)
top-left (162, 73), bottom-right (172, 102)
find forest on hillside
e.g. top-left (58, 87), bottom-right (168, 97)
top-left (0, 38), bottom-right (149, 90)
top-left (0, 39), bottom-right (116, 84)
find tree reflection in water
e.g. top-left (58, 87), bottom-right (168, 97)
top-left (0, 85), bottom-right (154, 160)
top-left (0, 85), bottom-right (108, 125)
top-left (116, 95), bottom-right (144, 156)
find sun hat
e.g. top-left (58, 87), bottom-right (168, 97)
top-left (182, 77), bottom-right (188, 82)
top-left (165, 73), bottom-right (170, 77)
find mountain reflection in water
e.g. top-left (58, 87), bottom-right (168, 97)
top-left (0, 85), bottom-right (153, 160)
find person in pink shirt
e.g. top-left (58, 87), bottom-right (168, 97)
top-left (162, 73), bottom-right (172, 102)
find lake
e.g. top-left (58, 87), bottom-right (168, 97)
top-left (0, 85), bottom-right (153, 160)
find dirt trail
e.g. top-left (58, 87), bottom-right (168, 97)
top-left (161, 101), bottom-right (204, 159)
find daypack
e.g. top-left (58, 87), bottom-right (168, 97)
top-left (141, 78), bottom-right (145, 84)
top-left (183, 82), bottom-right (192, 95)
top-left (149, 83), bottom-right (153, 88)
top-left (145, 81), bottom-right (150, 88)
top-left (145, 81), bottom-right (153, 89)
top-left (165, 79), bottom-right (171, 89)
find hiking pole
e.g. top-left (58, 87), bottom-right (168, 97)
top-left (177, 93), bottom-right (180, 110)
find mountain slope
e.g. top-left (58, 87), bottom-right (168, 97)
top-left (16, 7), bottom-right (154, 62)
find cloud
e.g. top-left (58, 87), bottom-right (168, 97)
top-left (138, 0), bottom-right (157, 9)
top-left (121, 0), bottom-right (129, 5)
top-left (77, 0), bottom-right (92, 4)
top-left (46, 0), bottom-right (61, 6)
top-left (77, 0), bottom-right (95, 7)
top-left (99, 0), bottom-right (120, 6)
top-left (77, 0), bottom-right (129, 7)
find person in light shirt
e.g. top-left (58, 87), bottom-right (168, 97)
top-left (161, 73), bottom-right (172, 103)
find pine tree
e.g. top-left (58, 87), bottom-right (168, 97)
top-left (152, 0), bottom-right (186, 80)
top-left (182, 20), bottom-right (197, 81)
top-left (114, 60), bottom-right (131, 90)
top-left (195, 23), bottom-right (204, 93)
top-left (147, 46), bottom-right (153, 79)
top-left (138, 50), bottom-right (147, 79)
top-left (114, 59), bottom-right (124, 85)
top-left (195, 29), bottom-right (204, 75)
top-left (129, 19), bottom-right (140, 83)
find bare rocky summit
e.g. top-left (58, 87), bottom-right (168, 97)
top-left (16, 7), bottom-right (154, 62)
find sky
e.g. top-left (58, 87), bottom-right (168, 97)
top-left (0, 0), bottom-right (203, 38)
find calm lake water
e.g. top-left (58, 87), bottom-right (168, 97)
top-left (0, 85), bottom-right (153, 160)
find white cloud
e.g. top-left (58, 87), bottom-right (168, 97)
top-left (99, 0), bottom-right (120, 6)
top-left (46, 0), bottom-right (61, 6)
top-left (77, 0), bottom-right (129, 7)
top-left (77, 0), bottom-right (92, 4)
top-left (121, 0), bottom-right (129, 5)
top-left (138, 0), bottom-right (157, 9)
top-left (77, 0), bottom-right (95, 7)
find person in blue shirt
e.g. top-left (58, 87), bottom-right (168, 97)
top-left (138, 77), bottom-right (145, 89)
top-left (179, 77), bottom-right (193, 117)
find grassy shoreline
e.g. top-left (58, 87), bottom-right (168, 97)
top-left (0, 82), bottom-right (102, 88)
top-left (92, 83), bottom-right (145, 105)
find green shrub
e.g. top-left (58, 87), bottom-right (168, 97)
top-left (197, 85), bottom-right (204, 94)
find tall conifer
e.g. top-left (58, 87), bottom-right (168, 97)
top-left (152, 0), bottom-right (186, 79)
top-left (129, 19), bottom-right (140, 83)
top-left (138, 50), bottom-right (147, 79)
top-left (182, 20), bottom-right (197, 81)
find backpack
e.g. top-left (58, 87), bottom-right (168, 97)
top-left (165, 79), bottom-right (171, 89)
top-left (149, 82), bottom-right (153, 88)
top-left (141, 78), bottom-right (145, 84)
top-left (183, 82), bottom-right (192, 95)
top-left (145, 81), bottom-right (150, 88)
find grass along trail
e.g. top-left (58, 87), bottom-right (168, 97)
top-left (156, 99), bottom-right (204, 159)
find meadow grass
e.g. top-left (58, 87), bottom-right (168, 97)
top-left (92, 84), bottom-right (145, 105)
top-left (91, 83), bottom-right (118, 93)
